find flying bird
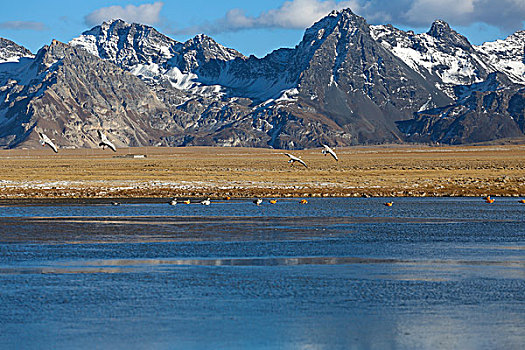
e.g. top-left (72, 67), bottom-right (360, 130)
top-left (98, 130), bottom-right (117, 152)
top-left (39, 132), bottom-right (58, 153)
top-left (284, 153), bottom-right (308, 168)
top-left (322, 144), bottom-right (338, 161)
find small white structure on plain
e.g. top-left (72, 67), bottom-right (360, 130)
top-left (322, 144), bottom-right (338, 161)
top-left (169, 198), bottom-right (177, 206)
top-left (98, 130), bottom-right (117, 152)
top-left (253, 198), bottom-right (263, 206)
top-left (201, 198), bottom-right (211, 205)
top-left (38, 132), bottom-right (58, 153)
top-left (284, 153), bottom-right (308, 168)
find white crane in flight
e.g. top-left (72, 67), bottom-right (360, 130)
top-left (39, 132), bottom-right (58, 153)
top-left (322, 144), bottom-right (338, 161)
top-left (284, 153), bottom-right (308, 168)
top-left (98, 130), bottom-right (117, 152)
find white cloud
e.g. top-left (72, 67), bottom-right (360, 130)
top-left (0, 21), bottom-right (46, 31)
top-left (173, 0), bottom-right (525, 35)
top-left (84, 2), bottom-right (164, 26)
top-left (251, 0), bottom-right (362, 29)
top-left (364, 0), bottom-right (525, 30)
top-left (176, 0), bottom-right (362, 34)
top-left (405, 0), bottom-right (475, 25)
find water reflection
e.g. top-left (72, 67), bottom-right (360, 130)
top-left (1, 256), bottom-right (523, 276)
top-left (0, 198), bottom-right (523, 350)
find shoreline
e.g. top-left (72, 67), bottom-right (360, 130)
top-left (0, 188), bottom-right (525, 202)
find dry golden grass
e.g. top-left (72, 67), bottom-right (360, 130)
top-left (1, 145), bottom-right (524, 198)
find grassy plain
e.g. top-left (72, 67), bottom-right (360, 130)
top-left (0, 145), bottom-right (524, 199)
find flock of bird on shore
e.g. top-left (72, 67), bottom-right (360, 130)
top-left (38, 131), bottom-right (525, 207)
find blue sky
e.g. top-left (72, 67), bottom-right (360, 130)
top-left (1, 0), bottom-right (524, 57)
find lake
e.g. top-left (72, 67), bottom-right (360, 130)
top-left (0, 197), bottom-right (524, 349)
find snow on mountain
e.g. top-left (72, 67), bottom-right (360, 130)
top-left (478, 30), bottom-right (525, 84)
top-left (370, 21), bottom-right (492, 96)
top-left (2, 10), bottom-right (524, 149)
top-left (70, 20), bottom-right (303, 103)
top-left (71, 20), bottom-right (263, 99)
top-left (0, 38), bottom-right (33, 63)
top-left (0, 38), bottom-right (37, 98)
top-left (370, 21), bottom-right (525, 97)
top-left (69, 19), bottom-right (180, 67)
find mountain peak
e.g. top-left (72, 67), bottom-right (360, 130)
top-left (319, 7), bottom-right (363, 27)
top-left (427, 19), bottom-right (472, 50)
top-left (302, 7), bottom-right (367, 48)
top-left (327, 7), bottom-right (356, 18)
top-left (183, 34), bottom-right (243, 61)
top-left (32, 39), bottom-right (73, 73)
top-left (104, 18), bottom-right (128, 26)
top-left (70, 18), bottom-right (180, 66)
top-left (0, 37), bottom-right (33, 62)
top-left (190, 33), bottom-right (214, 42)
top-left (427, 20), bottom-right (451, 37)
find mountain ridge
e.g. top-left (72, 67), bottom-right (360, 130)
top-left (0, 8), bottom-right (524, 149)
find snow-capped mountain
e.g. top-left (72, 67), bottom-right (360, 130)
top-left (371, 21), bottom-right (524, 95)
top-left (0, 38), bottom-right (33, 63)
top-left (372, 22), bottom-right (486, 97)
top-left (0, 39), bottom-right (175, 149)
top-left (71, 19), bottom-right (299, 102)
top-left (478, 30), bottom-right (525, 84)
top-left (0, 9), bottom-right (524, 149)
top-left (68, 10), bottom-right (454, 146)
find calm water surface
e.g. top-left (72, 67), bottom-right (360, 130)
top-left (0, 197), bottom-right (524, 349)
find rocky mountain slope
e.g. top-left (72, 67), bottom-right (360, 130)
top-left (0, 8), bottom-right (524, 149)
top-left (397, 73), bottom-right (525, 144)
top-left (0, 40), bottom-right (174, 149)
top-left (69, 10), bottom-right (454, 148)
